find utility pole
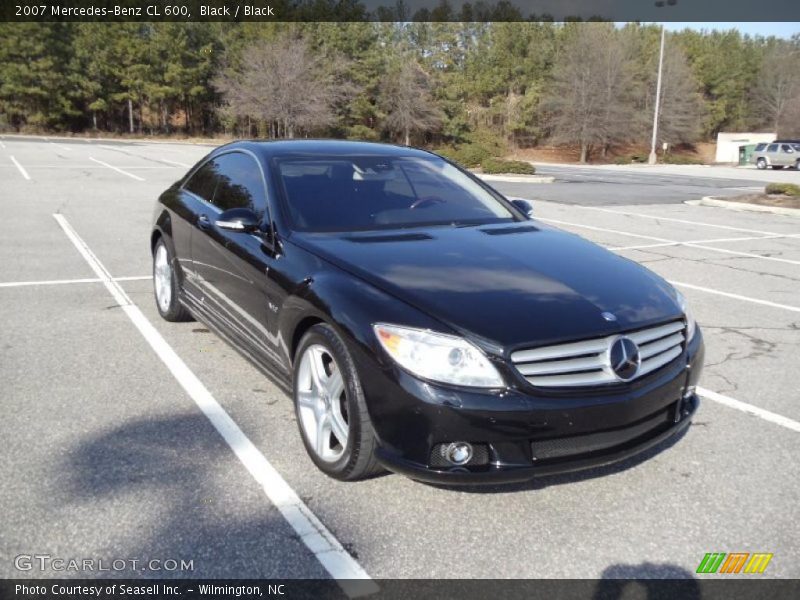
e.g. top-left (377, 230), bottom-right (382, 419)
top-left (648, 26), bottom-right (666, 165)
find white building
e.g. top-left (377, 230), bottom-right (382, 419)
top-left (715, 132), bottom-right (776, 163)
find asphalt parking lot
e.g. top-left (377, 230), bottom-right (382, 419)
top-left (1, 135), bottom-right (799, 586)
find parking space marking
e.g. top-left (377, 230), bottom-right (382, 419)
top-left (610, 233), bottom-right (797, 251)
top-left (0, 140), bottom-right (6, 149)
top-left (10, 156), bottom-right (30, 180)
top-left (540, 217), bottom-right (800, 266)
top-left (575, 206), bottom-right (785, 236)
top-left (88, 157), bottom-right (145, 181)
top-left (52, 213), bottom-right (377, 597)
top-left (698, 387), bottom-right (800, 433)
top-left (0, 275), bottom-right (150, 288)
top-left (98, 144), bottom-right (189, 168)
top-left (43, 136), bottom-right (73, 151)
top-left (670, 280), bottom-right (800, 313)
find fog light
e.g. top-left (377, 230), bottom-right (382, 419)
top-left (443, 442), bottom-right (473, 465)
top-left (684, 385), bottom-right (697, 399)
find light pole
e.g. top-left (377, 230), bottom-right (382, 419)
top-left (648, 25), bottom-right (666, 165)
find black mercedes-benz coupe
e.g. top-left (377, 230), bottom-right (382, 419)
top-left (151, 140), bottom-right (704, 484)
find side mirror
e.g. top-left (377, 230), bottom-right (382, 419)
top-left (216, 207), bottom-right (259, 233)
top-left (510, 198), bottom-right (534, 218)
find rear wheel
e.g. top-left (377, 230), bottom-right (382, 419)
top-left (756, 158), bottom-right (767, 170)
top-left (293, 323), bottom-right (382, 481)
top-left (153, 238), bottom-right (192, 322)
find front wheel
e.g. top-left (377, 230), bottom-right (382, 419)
top-left (293, 323), bottom-right (382, 481)
top-left (153, 238), bottom-right (192, 322)
top-left (756, 158), bottom-right (767, 170)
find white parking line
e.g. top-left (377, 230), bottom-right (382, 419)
top-left (98, 144), bottom-right (189, 168)
top-left (10, 156), bottom-right (30, 180)
top-left (576, 205), bottom-right (785, 236)
top-left (540, 217), bottom-right (800, 266)
top-left (670, 281), bottom-right (800, 313)
top-left (0, 140), bottom-right (6, 149)
top-left (698, 387), bottom-right (800, 433)
top-left (610, 233), bottom-right (797, 251)
top-left (44, 136), bottom-right (73, 151)
top-left (0, 275), bottom-right (151, 288)
top-left (155, 157), bottom-right (190, 168)
top-left (88, 157), bottom-right (145, 181)
top-left (52, 213), bottom-right (376, 597)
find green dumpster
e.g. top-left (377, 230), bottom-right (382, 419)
top-left (739, 144), bottom-right (757, 166)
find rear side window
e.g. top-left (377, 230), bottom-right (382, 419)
top-left (781, 144), bottom-right (794, 153)
top-left (184, 159), bottom-right (220, 201)
top-left (212, 153), bottom-right (268, 218)
top-left (768, 144), bottom-right (779, 152)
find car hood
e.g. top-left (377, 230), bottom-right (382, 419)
top-left (293, 222), bottom-right (682, 350)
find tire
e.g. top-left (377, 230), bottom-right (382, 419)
top-left (152, 237), bottom-right (193, 322)
top-left (756, 158), bottom-right (767, 170)
top-left (795, 160), bottom-right (800, 170)
top-left (292, 323), bottom-right (382, 481)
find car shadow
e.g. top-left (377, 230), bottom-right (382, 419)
top-left (61, 413), bottom-right (335, 580)
top-left (592, 563), bottom-right (701, 600)
top-left (423, 423), bottom-right (691, 494)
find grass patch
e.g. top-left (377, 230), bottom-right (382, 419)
top-left (765, 183), bottom-right (800, 197)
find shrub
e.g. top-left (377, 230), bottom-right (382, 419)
top-left (434, 143), bottom-right (492, 168)
top-left (481, 157), bottom-right (536, 175)
top-left (766, 183), bottom-right (800, 197)
top-left (662, 154), bottom-right (704, 165)
top-left (614, 154), bottom-right (647, 164)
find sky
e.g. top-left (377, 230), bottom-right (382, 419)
top-left (662, 22), bottom-right (799, 38)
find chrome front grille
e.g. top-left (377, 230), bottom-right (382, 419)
top-left (510, 321), bottom-right (685, 388)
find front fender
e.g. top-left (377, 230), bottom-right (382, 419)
top-left (278, 269), bottom-right (449, 367)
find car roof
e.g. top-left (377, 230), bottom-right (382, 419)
top-left (211, 139), bottom-right (436, 161)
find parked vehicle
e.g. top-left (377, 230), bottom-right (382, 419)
top-left (151, 140), bottom-right (703, 484)
top-left (752, 142), bottom-right (800, 169)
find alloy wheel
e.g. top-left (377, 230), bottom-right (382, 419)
top-left (296, 344), bottom-right (349, 462)
top-left (154, 244), bottom-right (172, 313)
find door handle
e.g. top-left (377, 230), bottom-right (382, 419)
top-left (197, 214), bottom-right (211, 230)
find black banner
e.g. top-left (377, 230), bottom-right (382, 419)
top-left (2, 580), bottom-right (800, 600)
top-left (2, 0), bottom-right (800, 22)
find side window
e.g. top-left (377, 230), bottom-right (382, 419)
top-left (184, 159), bottom-right (220, 201)
top-left (781, 144), bottom-right (793, 153)
top-left (767, 144), bottom-right (779, 152)
top-left (212, 153), bottom-right (268, 219)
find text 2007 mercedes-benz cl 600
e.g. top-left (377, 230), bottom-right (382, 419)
top-left (151, 140), bottom-right (703, 484)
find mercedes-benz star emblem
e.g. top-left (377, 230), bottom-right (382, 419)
top-left (609, 337), bottom-right (641, 381)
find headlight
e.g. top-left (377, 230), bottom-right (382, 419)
top-left (676, 290), bottom-right (697, 341)
top-left (373, 323), bottom-right (505, 388)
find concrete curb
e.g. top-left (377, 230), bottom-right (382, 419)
top-left (477, 173), bottom-right (555, 183)
top-left (688, 196), bottom-right (800, 218)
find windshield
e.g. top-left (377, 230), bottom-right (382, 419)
top-left (275, 156), bottom-right (517, 232)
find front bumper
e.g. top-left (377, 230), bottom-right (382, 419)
top-left (356, 330), bottom-right (704, 485)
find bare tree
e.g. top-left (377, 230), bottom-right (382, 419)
top-left (754, 46), bottom-right (800, 136)
top-left (543, 24), bottom-right (635, 163)
top-left (651, 41), bottom-right (705, 146)
top-left (213, 35), bottom-right (337, 138)
top-left (379, 61), bottom-right (443, 146)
